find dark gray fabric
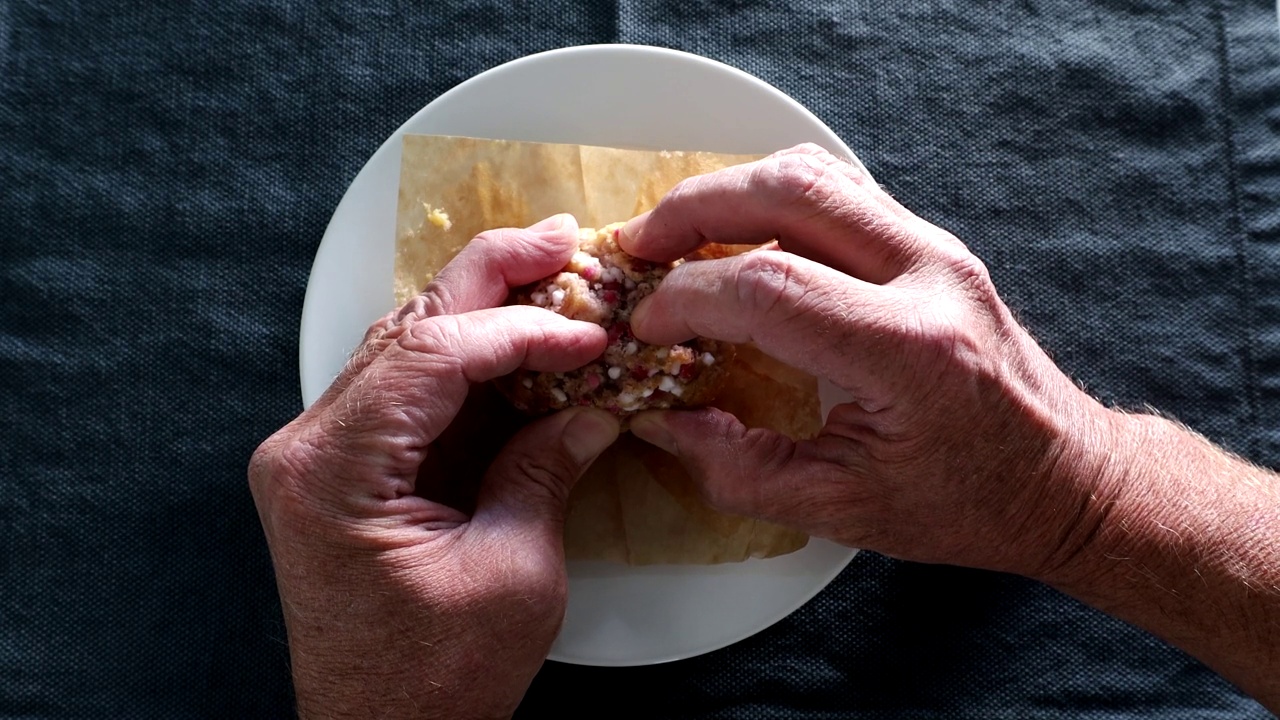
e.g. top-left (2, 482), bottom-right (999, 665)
top-left (2, 1), bottom-right (1276, 717)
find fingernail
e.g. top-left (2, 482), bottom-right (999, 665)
top-left (619, 211), bottom-right (650, 250)
top-left (529, 213), bottom-right (570, 234)
top-left (631, 412), bottom-right (677, 455)
top-left (563, 408), bottom-right (620, 466)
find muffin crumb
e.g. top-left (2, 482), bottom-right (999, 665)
top-left (497, 222), bottom-right (732, 424)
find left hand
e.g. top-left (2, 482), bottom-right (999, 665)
top-left (248, 214), bottom-right (619, 719)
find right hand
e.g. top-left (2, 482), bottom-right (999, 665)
top-left (619, 144), bottom-right (1121, 579)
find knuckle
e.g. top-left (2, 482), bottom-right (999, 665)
top-left (937, 248), bottom-right (1000, 311)
top-left (400, 315), bottom-right (462, 357)
top-left (910, 226), bottom-right (987, 281)
top-left (778, 143), bottom-right (866, 183)
top-left (363, 310), bottom-right (397, 341)
top-left (912, 297), bottom-right (964, 347)
top-left (246, 433), bottom-right (315, 512)
top-left (949, 251), bottom-right (994, 292)
top-left (415, 278), bottom-right (457, 317)
top-left (664, 171), bottom-right (716, 208)
top-left (760, 152), bottom-right (830, 205)
top-left (774, 142), bottom-right (836, 163)
top-left (394, 294), bottom-right (427, 324)
top-left (507, 450), bottom-right (575, 504)
top-left (246, 437), bottom-right (280, 497)
top-left (908, 291), bottom-right (989, 376)
top-left (733, 251), bottom-right (808, 321)
top-left (379, 315), bottom-right (473, 383)
top-left (696, 425), bottom-right (793, 515)
top-left (742, 427), bottom-right (799, 475)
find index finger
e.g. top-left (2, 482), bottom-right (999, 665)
top-left (630, 250), bottom-right (902, 406)
top-left (309, 214), bottom-right (583, 416)
top-left (396, 213), bottom-right (581, 322)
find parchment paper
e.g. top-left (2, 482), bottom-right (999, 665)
top-left (396, 134), bottom-right (816, 564)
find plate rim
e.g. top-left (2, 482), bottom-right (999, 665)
top-left (298, 43), bottom-right (860, 666)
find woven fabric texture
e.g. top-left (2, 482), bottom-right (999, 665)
top-left (2, 2), bottom-right (1277, 717)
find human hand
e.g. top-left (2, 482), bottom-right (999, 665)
top-left (620, 144), bottom-right (1118, 579)
top-left (248, 215), bottom-right (619, 720)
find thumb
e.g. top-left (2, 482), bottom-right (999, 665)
top-left (473, 408), bottom-right (619, 534)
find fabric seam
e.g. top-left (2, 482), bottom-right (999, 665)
top-left (1211, 0), bottom-right (1261, 459)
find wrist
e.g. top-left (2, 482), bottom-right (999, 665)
top-left (1035, 407), bottom-right (1280, 596)
top-left (273, 541), bottom-right (549, 720)
top-left (1026, 410), bottom-right (1280, 706)
top-left (978, 347), bottom-right (1131, 583)
top-left (1024, 406), bottom-right (1149, 589)
top-left (284, 581), bottom-right (521, 720)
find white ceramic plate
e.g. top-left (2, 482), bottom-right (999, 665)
top-left (299, 44), bottom-right (859, 666)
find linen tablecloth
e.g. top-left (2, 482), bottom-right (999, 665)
top-left (3, 2), bottom-right (1277, 717)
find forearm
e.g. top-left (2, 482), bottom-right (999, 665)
top-left (273, 555), bottom-right (454, 720)
top-left (1042, 411), bottom-right (1280, 709)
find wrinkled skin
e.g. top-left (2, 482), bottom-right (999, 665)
top-left (623, 145), bottom-right (1279, 710)
top-left (250, 145), bottom-right (1279, 716)
top-left (249, 215), bottom-right (619, 719)
top-left (623, 144), bottom-right (1116, 579)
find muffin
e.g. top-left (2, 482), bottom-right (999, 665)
top-left (499, 222), bottom-right (732, 424)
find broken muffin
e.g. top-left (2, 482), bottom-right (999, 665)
top-left (498, 222), bottom-right (732, 424)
